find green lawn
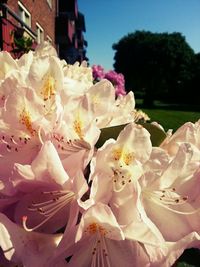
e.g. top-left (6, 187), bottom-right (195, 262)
top-left (139, 108), bottom-right (200, 132)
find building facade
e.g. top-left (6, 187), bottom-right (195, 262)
top-left (0, 0), bottom-right (87, 63)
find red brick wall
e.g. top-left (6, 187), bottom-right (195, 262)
top-left (6, 0), bottom-right (57, 45)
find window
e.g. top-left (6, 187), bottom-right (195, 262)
top-left (18, 1), bottom-right (31, 27)
top-left (36, 23), bottom-right (44, 44)
top-left (46, 0), bottom-right (52, 9)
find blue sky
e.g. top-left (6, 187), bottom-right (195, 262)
top-left (78, 0), bottom-right (200, 71)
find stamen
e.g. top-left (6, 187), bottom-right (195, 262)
top-left (22, 190), bottom-right (75, 231)
top-left (90, 232), bottom-right (111, 267)
top-left (19, 108), bottom-right (37, 136)
top-left (1, 133), bottom-right (31, 154)
top-left (123, 152), bottom-right (135, 166)
top-left (112, 147), bottom-right (135, 166)
top-left (53, 134), bottom-right (90, 155)
top-left (41, 74), bottom-right (56, 101)
top-left (102, 236), bottom-right (111, 267)
top-left (38, 126), bottom-right (44, 145)
top-left (112, 148), bottom-right (122, 161)
top-left (73, 115), bottom-right (84, 140)
top-left (112, 168), bottom-right (132, 192)
top-left (144, 188), bottom-right (200, 215)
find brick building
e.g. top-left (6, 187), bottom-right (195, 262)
top-left (0, 0), bottom-right (87, 63)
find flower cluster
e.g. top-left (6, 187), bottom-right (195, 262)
top-left (92, 64), bottom-right (126, 96)
top-left (0, 43), bottom-right (200, 267)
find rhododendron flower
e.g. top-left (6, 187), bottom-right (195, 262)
top-left (89, 123), bottom-right (152, 200)
top-left (87, 123), bottom-right (167, 245)
top-left (144, 231), bottom-right (200, 267)
top-left (27, 54), bottom-right (64, 104)
top-left (0, 51), bottom-right (18, 82)
top-left (161, 119), bottom-right (200, 157)
top-left (140, 142), bottom-right (200, 241)
top-left (0, 43), bottom-right (200, 266)
top-left (107, 91), bottom-right (136, 127)
top-left (0, 76), bottom-right (63, 183)
top-left (62, 60), bottom-right (93, 99)
top-left (0, 213), bottom-right (64, 267)
top-left (0, 141), bottom-right (88, 234)
top-left (105, 70), bottom-right (126, 96)
top-left (51, 100), bottom-right (100, 177)
top-left (83, 79), bottom-right (116, 128)
top-left (92, 64), bottom-right (105, 81)
top-left (92, 65), bottom-right (126, 96)
top-left (48, 203), bottom-right (200, 267)
top-left (48, 203), bottom-right (152, 267)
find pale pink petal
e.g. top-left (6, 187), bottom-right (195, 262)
top-left (0, 213), bottom-right (62, 267)
top-left (89, 172), bottom-right (113, 204)
top-left (76, 203), bottom-right (124, 243)
top-left (146, 232), bottom-right (200, 267)
top-left (0, 51), bottom-right (18, 80)
top-left (116, 123), bottom-right (152, 163)
top-left (31, 141), bottom-right (69, 185)
top-left (161, 120), bottom-right (200, 155)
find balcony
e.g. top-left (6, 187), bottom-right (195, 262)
top-left (0, 2), bottom-right (37, 58)
top-left (76, 12), bottom-right (86, 32)
top-left (55, 15), bottom-right (75, 44)
top-left (58, 0), bottom-right (78, 20)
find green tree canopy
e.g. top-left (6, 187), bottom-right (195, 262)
top-left (112, 31), bottom-right (195, 106)
top-left (189, 53), bottom-right (200, 104)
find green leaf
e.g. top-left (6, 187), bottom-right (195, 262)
top-left (139, 122), bottom-right (167, 146)
top-left (95, 122), bottom-right (167, 149)
top-left (96, 124), bottom-right (127, 148)
top-left (176, 263), bottom-right (195, 267)
top-left (176, 248), bottom-right (200, 267)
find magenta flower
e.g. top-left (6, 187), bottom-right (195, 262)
top-left (92, 64), bottom-right (105, 81)
top-left (105, 70), bottom-right (126, 96)
top-left (92, 65), bottom-right (126, 96)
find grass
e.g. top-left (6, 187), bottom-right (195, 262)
top-left (140, 108), bottom-right (200, 132)
top-left (135, 99), bottom-right (200, 132)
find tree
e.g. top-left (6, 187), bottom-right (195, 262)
top-left (189, 53), bottom-right (200, 105)
top-left (112, 31), bottom-right (195, 106)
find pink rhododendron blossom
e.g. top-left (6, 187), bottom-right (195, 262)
top-left (62, 60), bottom-right (93, 99)
top-left (108, 91), bottom-right (136, 127)
top-left (0, 141), bottom-right (88, 234)
top-left (48, 203), bottom-right (151, 267)
top-left (105, 70), bottom-right (126, 96)
top-left (0, 213), bottom-right (64, 267)
top-left (83, 79), bottom-right (116, 128)
top-left (140, 143), bottom-right (200, 241)
top-left (48, 203), bottom-right (200, 267)
top-left (92, 64), bottom-right (105, 81)
top-left (87, 124), bottom-right (166, 245)
top-left (0, 52), bottom-right (65, 181)
top-left (92, 65), bottom-right (126, 96)
top-left (89, 123), bottom-right (152, 198)
top-left (51, 101), bottom-right (100, 177)
top-left (161, 119), bottom-right (200, 156)
top-left (0, 43), bottom-right (200, 266)
top-left (0, 51), bottom-right (18, 82)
